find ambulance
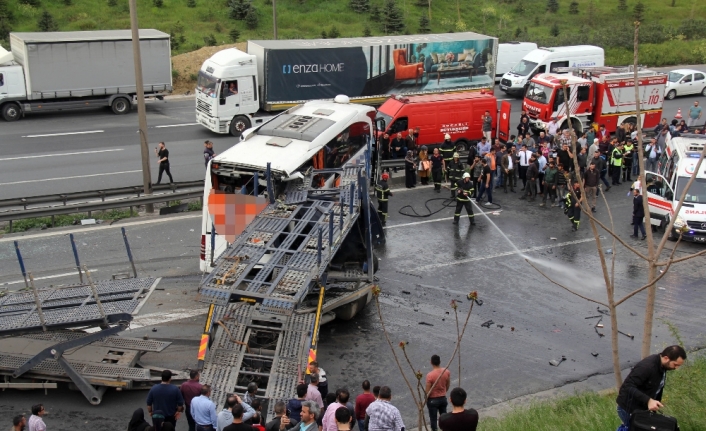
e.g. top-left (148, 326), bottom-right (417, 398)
top-left (646, 134), bottom-right (706, 243)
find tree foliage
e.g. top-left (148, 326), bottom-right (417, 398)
top-left (245, 8), bottom-right (258, 29)
top-left (37, 10), bottom-right (58, 32)
top-left (229, 0), bottom-right (254, 20)
top-left (550, 22), bottom-right (560, 36)
top-left (633, 1), bottom-right (645, 22)
top-left (349, 0), bottom-right (370, 13)
top-left (382, 0), bottom-right (404, 34)
top-left (187, 0), bottom-right (197, 8)
top-left (569, 1), bottom-right (578, 14)
top-left (229, 27), bottom-right (240, 42)
top-left (369, 3), bottom-right (381, 21)
top-left (418, 13), bottom-right (430, 34)
top-left (363, 25), bottom-right (372, 37)
top-left (546, 0), bottom-right (559, 13)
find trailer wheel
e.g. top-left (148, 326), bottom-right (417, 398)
top-left (665, 90), bottom-right (676, 100)
top-left (454, 140), bottom-right (468, 152)
top-left (1, 103), bottom-right (21, 121)
top-left (111, 97), bottom-right (131, 115)
top-left (229, 115), bottom-right (251, 137)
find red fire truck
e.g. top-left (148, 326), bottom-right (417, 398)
top-left (522, 66), bottom-right (668, 136)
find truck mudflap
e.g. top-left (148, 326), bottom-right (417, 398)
top-left (199, 302), bottom-right (315, 416)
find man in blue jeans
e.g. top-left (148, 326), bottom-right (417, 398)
top-left (425, 355), bottom-right (450, 431)
top-left (615, 345), bottom-right (686, 430)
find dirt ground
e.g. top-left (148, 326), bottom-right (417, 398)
top-left (171, 42), bottom-right (247, 95)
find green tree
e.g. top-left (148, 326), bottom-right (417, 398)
top-left (569, 1), bottom-right (578, 14)
top-left (19, 0), bottom-right (41, 6)
top-left (418, 14), bottom-right (430, 34)
top-left (547, 0), bottom-right (559, 13)
top-left (170, 31), bottom-right (180, 51)
top-left (382, 0), bottom-right (404, 34)
top-left (320, 30), bottom-right (328, 39)
top-left (369, 3), bottom-right (381, 21)
top-left (514, 26), bottom-right (522, 38)
top-left (107, 0), bottom-right (117, 6)
top-left (617, 0), bottom-right (627, 10)
top-left (0, 0), bottom-right (13, 21)
top-left (229, 0), bottom-right (252, 20)
top-left (63, 0), bottom-right (72, 5)
top-left (187, 0), bottom-right (197, 7)
top-left (245, 8), bottom-right (258, 29)
top-left (363, 25), bottom-right (372, 37)
top-left (153, 0), bottom-right (163, 7)
top-left (349, 0), bottom-right (370, 13)
top-left (37, 11), bottom-right (57, 31)
top-left (203, 34), bottom-right (217, 46)
top-left (550, 22), bottom-right (560, 36)
top-left (633, 1), bottom-right (645, 21)
top-left (328, 26), bottom-right (341, 38)
top-left (229, 27), bottom-right (240, 42)
top-left (0, 17), bottom-right (10, 41)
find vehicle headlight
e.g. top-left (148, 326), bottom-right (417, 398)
top-left (673, 216), bottom-right (686, 228)
top-left (514, 79), bottom-right (524, 85)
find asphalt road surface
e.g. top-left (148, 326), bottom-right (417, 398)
top-left (1, 178), bottom-right (705, 430)
top-left (2, 65), bottom-right (705, 200)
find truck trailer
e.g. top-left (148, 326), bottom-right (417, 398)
top-left (195, 32), bottom-right (498, 136)
top-left (0, 30), bottom-right (172, 121)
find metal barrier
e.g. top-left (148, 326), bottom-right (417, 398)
top-left (1, 189), bottom-right (203, 233)
top-left (0, 181), bottom-right (204, 210)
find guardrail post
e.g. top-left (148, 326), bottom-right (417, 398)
top-left (121, 227), bottom-right (138, 278)
top-left (13, 241), bottom-right (29, 289)
top-left (69, 234), bottom-right (84, 284)
top-left (83, 265), bottom-right (109, 327)
top-left (253, 171), bottom-right (259, 196)
top-left (266, 162), bottom-right (274, 204)
top-left (28, 273), bottom-right (47, 331)
top-left (51, 215), bottom-right (55, 228)
top-left (8, 220), bottom-right (12, 233)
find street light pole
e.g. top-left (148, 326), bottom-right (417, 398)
top-left (272, 0), bottom-right (278, 40)
top-left (128, 0), bottom-right (154, 213)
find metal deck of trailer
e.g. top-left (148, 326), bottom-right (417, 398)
top-left (197, 163), bottom-right (377, 416)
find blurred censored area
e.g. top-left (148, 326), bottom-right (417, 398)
top-left (208, 190), bottom-right (268, 242)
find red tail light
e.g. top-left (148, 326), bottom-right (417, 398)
top-left (200, 235), bottom-right (206, 260)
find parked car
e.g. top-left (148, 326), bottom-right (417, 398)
top-left (664, 69), bottom-right (706, 100)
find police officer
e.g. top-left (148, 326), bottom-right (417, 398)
top-left (453, 172), bottom-right (476, 226)
top-left (447, 152), bottom-right (464, 199)
top-left (563, 182), bottom-right (582, 232)
top-left (611, 142), bottom-right (624, 185)
top-left (439, 134), bottom-right (455, 182)
top-left (375, 172), bottom-right (393, 226)
top-left (622, 140), bottom-right (634, 183)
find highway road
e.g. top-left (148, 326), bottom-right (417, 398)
top-left (1, 66), bottom-right (705, 201)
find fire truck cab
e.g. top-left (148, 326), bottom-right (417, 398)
top-left (523, 66), bottom-right (667, 136)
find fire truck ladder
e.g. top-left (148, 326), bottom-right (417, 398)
top-left (197, 163), bottom-right (375, 416)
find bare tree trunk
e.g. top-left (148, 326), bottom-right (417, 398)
top-left (428, 0), bottom-right (432, 20)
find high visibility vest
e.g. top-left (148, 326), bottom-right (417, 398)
top-left (611, 148), bottom-right (623, 167)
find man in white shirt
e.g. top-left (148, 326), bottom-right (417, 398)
top-left (547, 118), bottom-right (560, 137)
top-left (517, 144), bottom-right (533, 191)
top-left (28, 404), bottom-right (46, 431)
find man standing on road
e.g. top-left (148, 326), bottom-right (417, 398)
top-left (191, 385), bottom-right (219, 431)
top-left (564, 182), bottom-right (582, 232)
top-left (181, 370), bottom-right (203, 431)
top-left (155, 142), bottom-right (174, 184)
top-left (354, 381), bottom-right (376, 431)
top-left (520, 155), bottom-right (538, 202)
top-left (517, 144), bottom-right (532, 190)
top-left (630, 188), bottom-right (647, 240)
top-left (540, 161), bottom-right (558, 208)
top-left (453, 173), bottom-right (475, 226)
top-left (243, 382), bottom-right (258, 405)
top-left (482, 110), bottom-right (493, 143)
top-left (425, 355), bottom-right (451, 431)
top-left (305, 373), bottom-right (324, 408)
top-left (616, 345), bottom-right (687, 429)
top-left (222, 404), bottom-right (256, 431)
top-left (293, 402), bottom-right (319, 431)
top-left (438, 388), bottom-right (478, 431)
top-left (217, 395), bottom-right (256, 431)
top-left (375, 173), bottom-right (393, 226)
top-left (27, 405), bottom-right (46, 431)
top-left (476, 158), bottom-right (493, 206)
top-left (322, 389), bottom-right (352, 431)
top-left (366, 387), bottom-right (405, 431)
top-left (476, 136), bottom-right (491, 158)
top-left (265, 402), bottom-right (297, 431)
top-left (687, 101), bottom-right (702, 128)
top-left (204, 141), bottom-right (216, 167)
top-left (12, 415), bottom-right (26, 431)
top-left (502, 147), bottom-right (515, 193)
top-left (583, 162), bottom-right (600, 213)
top-left (146, 370), bottom-right (185, 427)
top-left (611, 142), bottom-right (624, 186)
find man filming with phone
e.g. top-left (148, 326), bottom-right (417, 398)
top-left (265, 401), bottom-right (297, 431)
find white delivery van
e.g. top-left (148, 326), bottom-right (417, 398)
top-left (494, 42), bottom-right (538, 82)
top-left (499, 45), bottom-right (604, 96)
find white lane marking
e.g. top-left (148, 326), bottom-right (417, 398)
top-left (0, 149), bottom-right (123, 162)
top-left (0, 170), bottom-right (141, 186)
top-left (127, 307), bottom-right (209, 330)
top-left (0, 213), bottom-right (200, 243)
top-left (22, 130), bottom-right (104, 138)
top-left (385, 210), bottom-right (502, 229)
top-left (414, 237), bottom-right (596, 271)
top-left (1, 270), bottom-right (97, 286)
top-left (155, 122), bottom-right (200, 128)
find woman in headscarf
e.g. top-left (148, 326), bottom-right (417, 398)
top-left (128, 408), bottom-right (150, 431)
top-left (404, 150), bottom-right (417, 188)
top-left (417, 145), bottom-right (430, 185)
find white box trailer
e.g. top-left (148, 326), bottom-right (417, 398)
top-left (0, 29), bottom-right (172, 121)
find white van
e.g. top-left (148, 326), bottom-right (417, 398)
top-left (495, 42), bottom-right (538, 83)
top-left (499, 45), bottom-right (604, 96)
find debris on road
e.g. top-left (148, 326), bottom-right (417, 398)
top-left (549, 355), bottom-right (567, 367)
top-left (591, 352), bottom-right (599, 357)
top-left (481, 320), bottom-right (494, 328)
top-left (418, 322), bottom-right (433, 326)
top-left (618, 330), bottom-right (635, 340)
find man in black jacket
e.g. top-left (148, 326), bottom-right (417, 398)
top-left (616, 345), bottom-right (686, 427)
top-left (630, 188), bottom-right (647, 240)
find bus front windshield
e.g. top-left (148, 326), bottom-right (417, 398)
top-left (197, 72), bottom-right (218, 97)
top-left (511, 60), bottom-right (538, 76)
top-left (525, 82), bottom-right (552, 104)
top-left (676, 177), bottom-right (706, 204)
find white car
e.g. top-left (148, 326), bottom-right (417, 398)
top-left (664, 69), bottom-right (706, 100)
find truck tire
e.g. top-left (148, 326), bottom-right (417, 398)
top-left (229, 115), bottom-right (251, 137)
top-left (2, 103), bottom-right (21, 122)
top-left (454, 139), bottom-right (468, 152)
top-left (111, 97), bottom-right (131, 115)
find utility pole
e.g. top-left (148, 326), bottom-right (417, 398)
top-left (272, 0), bottom-right (278, 40)
top-left (129, 0), bottom-right (154, 213)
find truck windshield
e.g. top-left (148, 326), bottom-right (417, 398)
top-left (668, 72), bottom-right (685, 83)
top-left (197, 72), bottom-right (218, 97)
top-left (376, 112), bottom-right (393, 131)
top-left (525, 82), bottom-right (551, 104)
top-left (676, 177), bottom-right (706, 204)
top-left (511, 60), bottom-right (538, 76)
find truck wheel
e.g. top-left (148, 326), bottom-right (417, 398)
top-left (230, 115), bottom-right (251, 137)
top-left (111, 97), bottom-right (131, 115)
top-left (455, 140), bottom-right (468, 152)
top-left (701, 87), bottom-right (706, 97)
top-left (665, 90), bottom-right (676, 100)
top-left (2, 103), bottom-right (21, 122)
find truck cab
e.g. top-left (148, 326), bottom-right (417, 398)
top-left (195, 48), bottom-right (260, 136)
top-left (0, 46), bottom-right (28, 121)
top-left (523, 73), bottom-right (593, 134)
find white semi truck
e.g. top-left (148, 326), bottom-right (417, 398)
top-left (195, 32), bottom-right (499, 136)
top-left (0, 30), bottom-right (172, 121)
